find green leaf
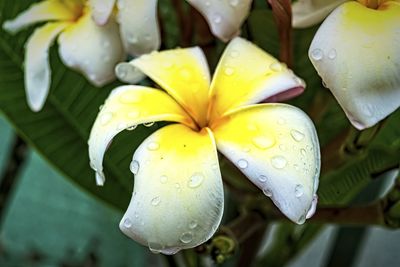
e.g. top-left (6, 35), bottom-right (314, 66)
top-left (0, 0), bottom-right (157, 211)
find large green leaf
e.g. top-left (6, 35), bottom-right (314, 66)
top-left (0, 0), bottom-right (159, 211)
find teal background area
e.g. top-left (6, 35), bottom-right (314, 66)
top-left (0, 115), bottom-right (400, 267)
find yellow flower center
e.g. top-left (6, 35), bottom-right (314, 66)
top-left (357, 0), bottom-right (389, 9)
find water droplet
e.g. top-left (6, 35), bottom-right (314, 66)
top-left (238, 159), bottom-right (248, 169)
top-left (179, 68), bottom-right (191, 81)
top-left (224, 67), bottom-right (234, 76)
top-left (100, 112), bottom-right (113, 125)
top-left (263, 187), bottom-right (272, 197)
top-left (128, 111), bottom-right (140, 119)
top-left (290, 129), bottom-right (305, 142)
top-left (271, 156), bottom-right (287, 169)
top-left (310, 48), bottom-right (324, 61)
top-left (277, 118), bottom-right (286, 125)
top-left (162, 61), bottom-right (174, 69)
top-left (229, 0), bottom-right (239, 7)
top-left (295, 184), bottom-right (304, 197)
top-left (328, 49), bottom-right (337, 60)
top-left (127, 125), bottom-right (137, 131)
top-left (279, 144), bottom-right (286, 151)
top-left (300, 149), bottom-right (307, 156)
top-left (144, 121), bottom-right (155, 127)
top-left (270, 62), bottom-right (282, 72)
top-left (205, 1), bottom-right (211, 7)
top-left (98, 105), bottom-right (104, 110)
top-left (130, 160), bottom-right (140, 174)
top-left (242, 146), bottom-right (251, 153)
top-left (259, 175), bottom-right (268, 183)
top-left (123, 218), bottom-right (132, 228)
top-left (148, 242), bottom-right (163, 254)
top-left (213, 14), bottom-right (222, 24)
top-left (151, 196), bottom-right (161, 206)
top-left (306, 195), bottom-right (318, 219)
top-left (189, 220), bottom-right (198, 229)
top-left (147, 142), bottom-right (160, 151)
top-left (252, 136), bottom-right (274, 150)
top-left (159, 175), bottom-right (168, 184)
top-left (364, 104), bottom-right (374, 117)
top-left (180, 232), bottom-right (193, 243)
top-left (175, 183), bottom-right (181, 190)
top-left (188, 172), bottom-right (205, 188)
top-left (119, 92), bottom-right (141, 104)
top-left (230, 50), bottom-right (239, 58)
top-left (127, 34), bottom-right (138, 44)
top-left (144, 34), bottom-right (152, 41)
top-left (117, 123), bottom-right (127, 131)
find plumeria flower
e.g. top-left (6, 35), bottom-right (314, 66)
top-left (306, 0), bottom-right (400, 129)
top-left (186, 0), bottom-right (252, 41)
top-left (2, 0), bottom-right (160, 112)
top-left (88, 37), bottom-right (320, 254)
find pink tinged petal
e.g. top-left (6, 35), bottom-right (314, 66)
top-left (58, 10), bottom-right (125, 86)
top-left (309, 1), bottom-right (400, 129)
top-left (186, 0), bottom-right (252, 41)
top-left (25, 22), bottom-right (70, 111)
top-left (88, 85), bottom-right (195, 185)
top-left (120, 124), bottom-right (224, 254)
top-left (89, 0), bottom-right (116, 25)
top-left (263, 86), bottom-right (305, 103)
top-left (117, 0), bottom-right (160, 56)
top-left (213, 104), bottom-right (320, 224)
top-left (292, 0), bottom-right (348, 28)
top-left (2, 0), bottom-right (77, 33)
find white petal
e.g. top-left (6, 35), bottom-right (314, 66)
top-left (213, 104), bottom-right (320, 224)
top-left (88, 85), bottom-right (195, 185)
top-left (58, 10), bottom-right (125, 86)
top-left (25, 22), bottom-right (70, 111)
top-left (117, 0), bottom-right (160, 56)
top-left (120, 124), bottom-right (224, 254)
top-left (2, 0), bottom-right (76, 33)
top-left (89, 0), bottom-right (116, 25)
top-left (309, 1), bottom-right (400, 129)
top-left (292, 0), bottom-right (348, 28)
top-left (187, 0), bottom-right (252, 41)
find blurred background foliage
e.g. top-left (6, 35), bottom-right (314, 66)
top-left (0, 0), bottom-right (399, 266)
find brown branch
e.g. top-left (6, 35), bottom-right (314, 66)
top-left (171, 0), bottom-right (193, 46)
top-left (267, 0), bottom-right (293, 67)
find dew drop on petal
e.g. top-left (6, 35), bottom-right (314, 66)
top-left (117, 123), bottom-right (127, 131)
top-left (100, 112), bottom-right (113, 125)
top-left (189, 220), bottom-right (198, 229)
top-left (130, 160), bottom-right (140, 174)
top-left (271, 156), bottom-right (287, 169)
top-left (263, 187), bottom-right (272, 197)
top-left (119, 92), bottom-right (141, 104)
top-left (148, 242), bottom-right (163, 254)
top-left (230, 50), bottom-right (239, 58)
top-left (310, 48), bottom-right (324, 61)
top-left (128, 111), bottom-right (140, 119)
top-left (147, 142), bottom-right (160, 151)
top-left (180, 232), bottom-right (193, 243)
top-left (277, 118), bottom-right (286, 125)
top-left (144, 121), bottom-right (155, 127)
top-left (127, 125), bottom-right (137, 131)
top-left (328, 49), bottom-right (337, 60)
top-left (229, 0), bottom-right (239, 7)
top-left (213, 13), bottom-right (222, 24)
top-left (295, 184), bottom-right (304, 197)
top-left (290, 129), bottom-right (305, 142)
top-left (151, 196), bottom-right (161, 206)
top-left (123, 218), bottom-right (132, 228)
top-left (188, 172), bottom-right (205, 188)
top-left (252, 136), bottom-right (274, 150)
top-left (224, 67), bottom-right (234, 76)
top-left (238, 159), bottom-right (248, 169)
top-left (259, 175), bottom-right (268, 183)
top-left (270, 62), bottom-right (282, 72)
top-left (159, 175), bottom-right (168, 184)
top-left (300, 148), bottom-right (307, 156)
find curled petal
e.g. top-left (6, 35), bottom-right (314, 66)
top-left (25, 22), bottom-right (70, 111)
top-left (117, 0), bottom-right (160, 56)
top-left (213, 104), bottom-right (320, 224)
top-left (292, 0), bottom-right (348, 28)
top-left (129, 48), bottom-right (211, 127)
top-left (120, 124), bottom-right (224, 254)
top-left (2, 0), bottom-right (76, 33)
top-left (208, 37), bottom-right (305, 123)
top-left (187, 0), bottom-right (252, 41)
top-left (89, 0), bottom-right (116, 25)
top-left (309, 1), bottom-right (400, 129)
top-left (58, 10), bottom-right (125, 86)
top-left (88, 85), bottom-right (195, 185)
